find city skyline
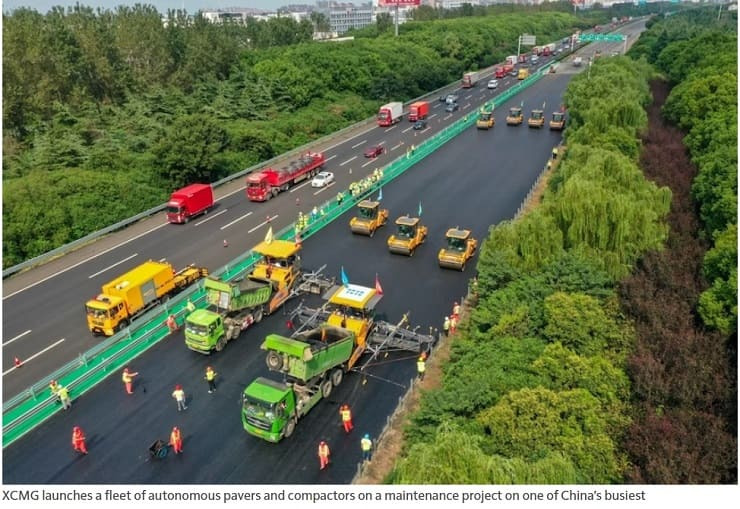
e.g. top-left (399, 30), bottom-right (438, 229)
top-left (2, 1), bottom-right (327, 14)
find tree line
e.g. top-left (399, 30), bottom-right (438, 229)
top-left (3, 4), bottom-right (600, 268)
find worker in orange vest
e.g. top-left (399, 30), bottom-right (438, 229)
top-left (122, 367), bottom-right (139, 395)
top-left (72, 426), bottom-right (88, 455)
top-left (165, 314), bottom-right (177, 333)
top-left (450, 315), bottom-right (458, 335)
top-left (339, 404), bottom-right (354, 434)
top-left (318, 440), bottom-right (330, 470)
top-left (452, 301), bottom-right (461, 318)
top-left (169, 426), bottom-right (183, 454)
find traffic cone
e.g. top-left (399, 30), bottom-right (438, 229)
top-left (14, 357), bottom-right (22, 368)
top-left (223, 239), bottom-right (228, 248)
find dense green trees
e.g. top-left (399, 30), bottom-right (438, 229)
top-left (3, 5), bottom-right (590, 268)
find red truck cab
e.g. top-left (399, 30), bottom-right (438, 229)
top-left (494, 66), bottom-right (505, 79)
top-left (408, 101), bottom-right (429, 122)
top-left (246, 152), bottom-right (325, 202)
top-left (167, 183), bottom-right (214, 224)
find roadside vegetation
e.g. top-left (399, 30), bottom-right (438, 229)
top-left (389, 7), bottom-right (736, 484)
top-left (3, 2), bottom-right (655, 268)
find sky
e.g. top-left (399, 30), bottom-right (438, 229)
top-left (1, 1), bottom-right (299, 14)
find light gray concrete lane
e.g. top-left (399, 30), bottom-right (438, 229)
top-left (3, 72), bottom-right (571, 484)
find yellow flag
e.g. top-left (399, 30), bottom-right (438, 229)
top-left (264, 226), bottom-right (274, 244)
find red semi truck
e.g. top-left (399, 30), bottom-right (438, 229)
top-left (408, 101), bottom-right (429, 122)
top-left (167, 183), bottom-right (214, 224)
top-left (246, 152), bottom-right (325, 202)
top-left (542, 43), bottom-right (556, 56)
top-left (377, 102), bottom-right (403, 127)
top-left (494, 66), bottom-right (506, 79)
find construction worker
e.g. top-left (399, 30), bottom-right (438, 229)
top-left (49, 380), bottom-right (60, 401)
top-left (442, 316), bottom-right (451, 336)
top-left (470, 276), bottom-right (479, 297)
top-left (311, 206), bottom-right (318, 221)
top-left (121, 367), bottom-right (139, 395)
top-left (318, 440), bottom-right (330, 470)
top-left (452, 301), bottom-right (461, 318)
top-left (57, 385), bottom-right (72, 410)
top-left (165, 314), bottom-right (177, 333)
top-left (552, 146), bottom-right (558, 160)
top-left (172, 384), bottom-right (187, 411)
top-left (417, 356), bottom-right (426, 380)
top-left (336, 192), bottom-right (344, 206)
top-left (186, 299), bottom-right (195, 313)
top-left (169, 426), bottom-right (183, 454)
top-left (450, 315), bottom-right (458, 335)
top-left (340, 404), bottom-right (354, 434)
top-left (361, 434), bottom-right (373, 462)
top-left (72, 426), bottom-right (88, 455)
top-left (205, 366), bottom-right (217, 393)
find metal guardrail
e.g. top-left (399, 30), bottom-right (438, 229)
top-left (2, 64), bottom-right (550, 446)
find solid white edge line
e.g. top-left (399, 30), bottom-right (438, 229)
top-left (220, 211), bottom-right (253, 230)
top-left (3, 338), bottom-right (65, 376)
top-left (3, 329), bottom-right (32, 347)
top-left (88, 253), bottom-right (138, 279)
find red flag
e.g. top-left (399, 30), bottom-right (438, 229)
top-left (375, 273), bottom-right (384, 295)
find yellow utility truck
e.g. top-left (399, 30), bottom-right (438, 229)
top-left (517, 67), bottom-right (529, 80)
top-left (86, 261), bottom-right (208, 336)
top-left (387, 216), bottom-right (427, 256)
top-left (350, 200), bottom-right (389, 237)
top-left (438, 228), bottom-right (478, 271)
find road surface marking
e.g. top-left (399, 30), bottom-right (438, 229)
top-left (313, 182), bottom-right (336, 195)
top-left (391, 142), bottom-right (403, 151)
top-left (3, 338), bottom-right (66, 376)
top-left (463, 103), bottom-right (471, 110)
top-left (340, 156), bottom-right (357, 166)
top-left (194, 209), bottom-right (227, 225)
top-left (428, 114), bottom-right (437, 120)
top-left (220, 186), bottom-right (247, 199)
top-left (325, 155), bottom-right (337, 162)
top-left (402, 126), bottom-right (413, 133)
top-left (384, 126), bottom-right (397, 133)
top-left (289, 181), bottom-right (311, 193)
top-left (321, 124), bottom-right (376, 154)
top-left (159, 258), bottom-right (166, 262)
top-left (3, 330), bottom-right (31, 347)
top-left (378, 141), bottom-right (386, 145)
top-left (420, 127), bottom-right (430, 133)
top-left (351, 140), bottom-right (366, 148)
top-left (3, 222), bottom-right (169, 300)
top-left (88, 253), bottom-right (138, 279)
top-left (433, 103), bottom-right (441, 109)
top-left (361, 159), bottom-right (376, 168)
top-left (443, 114), bottom-right (452, 120)
top-left (220, 211), bottom-right (253, 230)
top-left (464, 94), bottom-right (472, 100)
top-left (248, 215), bottom-right (279, 234)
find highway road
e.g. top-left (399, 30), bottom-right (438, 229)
top-left (2, 21), bottom-right (646, 483)
top-left (2, 46), bottom-right (570, 399)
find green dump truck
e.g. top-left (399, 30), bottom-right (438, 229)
top-left (242, 325), bottom-right (355, 442)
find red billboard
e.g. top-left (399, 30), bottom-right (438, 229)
top-left (379, 0), bottom-right (421, 6)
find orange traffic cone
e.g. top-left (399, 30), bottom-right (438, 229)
top-left (14, 357), bottom-right (22, 368)
top-left (223, 239), bottom-right (228, 248)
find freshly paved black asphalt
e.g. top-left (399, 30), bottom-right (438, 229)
top-left (3, 73), bottom-right (571, 484)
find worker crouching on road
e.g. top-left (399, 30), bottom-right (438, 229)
top-left (169, 426), bottom-right (183, 454)
top-left (340, 404), bottom-right (354, 434)
top-left (318, 441), bottom-right (331, 470)
top-left (72, 426), bottom-right (88, 455)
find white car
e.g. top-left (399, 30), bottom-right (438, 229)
top-left (311, 171), bottom-right (335, 188)
top-left (487, 79), bottom-right (499, 89)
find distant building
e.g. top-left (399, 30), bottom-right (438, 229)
top-left (316, 1), bottom-right (374, 34)
top-left (201, 7), bottom-right (271, 23)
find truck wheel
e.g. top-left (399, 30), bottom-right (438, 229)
top-left (321, 380), bottom-right (333, 398)
top-left (215, 336), bottom-right (226, 352)
top-left (116, 319), bottom-right (129, 333)
top-left (331, 368), bottom-right (343, 387)
top-left (284, 418), bottom-right (296, 439)
top-left (266, 351), bottom-right (283, 371)
top-left (253, 308), bottom-right (263, 323)
top-left (272, 189), bottom-right (279, 199)
top-left (230, 326), bottom-right (241, 342)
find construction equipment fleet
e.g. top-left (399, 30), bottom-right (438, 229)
top-left (528, 109), bottom-right (545, 128)
top-left (476, 106), bottom-right (495, 129)
top-left (243, 283), bottom-right (435, 442)
top-left (246, 152), bottom-right (325, 202)
top-left (377, 102), bottom-right (403, 127)
top-left (350, 200), bottom-right (389, 237)
top-left (184, 240), bottom-right (332, 353)
top-left (387, 216), bottom-right (427, 256)
top-left (462, 71), bottom-right (483, 88)
top-left (166, 184), bottom-right (214, 224)
top-left (438, 228), bottom-right (478, 271)
top-left (86, 261), bottom-right (208, 336)
top-left (549, 111), bottom-right (566, 130)
top-left (506, 106), bottom-right (524, 125)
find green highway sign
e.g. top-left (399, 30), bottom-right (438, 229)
top-left (579, 33), bottom-right (626, 42)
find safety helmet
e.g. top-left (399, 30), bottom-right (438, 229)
top-left (419, 356), bottom-right (424, 361)
top-left (207, 366), bottom-right (212, 370)
top-left (320, 440), bottom-right (326, 445)
top-left (445, 316), bottom-right (449, 320)
top-left (73, 426), bottom-right (80, 432)
top-left (175, 384), bottom-right (182, 390)
top-left (364, 433), bottom-right (370, 439)
top-left (123, 368), bottom-right (129, 373)
top-left (173, 426), bottom-right (179, 431)
top-left (454, 301), bottom-right (459, 305)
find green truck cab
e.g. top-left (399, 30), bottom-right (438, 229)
top-left (184, 239), bottom-right (302, 354)
top-left (242, 325), bottom-right (355, 442)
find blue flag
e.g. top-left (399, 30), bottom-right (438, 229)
top-left (377, 187), bottom-right (383, 201)
top-left (340, 266), bottom-right (349, 286)
top-left (418, 201), bottom-right (423, 217)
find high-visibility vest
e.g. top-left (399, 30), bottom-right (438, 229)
top-left (361, 438), bottom-right (372, 451)
top-left (122, 372), bottom-right (132, 383)
top-left (417, 359), bottom-right (426, 374)
top-left (170, 430), bottom-right (181, 444)
top-left (206, 369), bottom-right (216, 381)
top-left (453, 304), bottom-right (461, 316)
top-left (443, 318), bottom-right (450, 331)
top-left (172, 389), bottom-right (185, 401)
top-left (57, 386), bottom-right (69, 399)
top-left (318, 444), bottom-right (330, 458)
top-left (341, 408), bottom-right (352, 422)
top-left (72, 430), bottom-right (85, 443)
